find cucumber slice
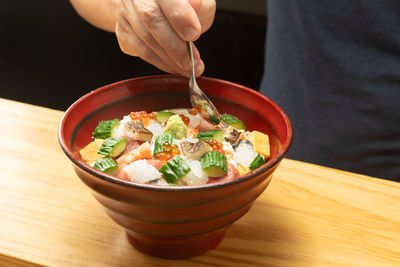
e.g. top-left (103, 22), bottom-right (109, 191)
top-left (98, 137), bottom-right (127, 157)
top-left (209, 115), bottom-right (220, 124)
top-left (220, 114), bottom-right (247, 131)
top-left (201, 151), bottom-right (228, 177)
top-left (93, 119), bottom-right (119, 139)
top-left (93, 158), bottom-right (119, 175)
top-left (153, 133), bottom-right (174, 157)
top-left (249, 154), bottom-right (265, 171)
top-left (159, 156), bottom-right (191, 184)
top-left (196, 130), bottom-right (224, 142)
top-left (155, 111), bottom-right (174, 123)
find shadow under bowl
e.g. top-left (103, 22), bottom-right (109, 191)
top-left (58, 75), bottom-right (292, 259)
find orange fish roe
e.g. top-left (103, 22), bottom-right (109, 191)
top-left (204, 139), bottom-right (225, 154)
top-left (155, 142), bottom-right (180, 161)
top-left (189, 108), bottom-right (198, 115)
top-left (179, 114), bottom-right (190, 125)
top-left (130, 111), bottom-right (152, 126)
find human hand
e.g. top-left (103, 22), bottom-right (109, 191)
top-left (115, 0), bottom-right (216, 77)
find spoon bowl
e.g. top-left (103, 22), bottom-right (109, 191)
top-left (187, 42), bottom-right (220, 124)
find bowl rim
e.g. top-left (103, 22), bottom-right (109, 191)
top-left (58, 75), bottom-right (292, 192)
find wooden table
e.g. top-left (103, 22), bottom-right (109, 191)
top-left (0, 98), bottom-right (399, 266)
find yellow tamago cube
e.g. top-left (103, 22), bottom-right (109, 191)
top-left (237, 164), bottom-right (250, 176)
top-left (79, 139), bottom-right (105, 165)
top-left (245, 131), bottom-right (270, 159)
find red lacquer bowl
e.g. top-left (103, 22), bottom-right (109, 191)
top-left (58, 75), bottom-right (292, 259)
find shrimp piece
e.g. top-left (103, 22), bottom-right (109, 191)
top-left (117, 141), bottom-right (152, 165)
top-left (186, 126), bottom-right (199, 139)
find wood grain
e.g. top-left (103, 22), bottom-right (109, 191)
top-left (0, 98), bottom-right (399, 266)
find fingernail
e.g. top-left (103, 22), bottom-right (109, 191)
top-left (184, 27), bottom-right (199, 41)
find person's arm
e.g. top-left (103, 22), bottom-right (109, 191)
top-left (69, 0), bottom-right (216, 76)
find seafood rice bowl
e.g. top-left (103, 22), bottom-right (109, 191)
top-left (79, 108), bottom-right (272, 187)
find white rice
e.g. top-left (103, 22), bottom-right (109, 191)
top-left (151, 178), bottom-right (169, 186)
top-left (172, 138), bottom-right (182, 146)
top-left (147, 120), bottom-right (164, 139)
top-left (222, 141), bottom-right (234, 155)
top-left (123, 160), bottom-right (161, 183)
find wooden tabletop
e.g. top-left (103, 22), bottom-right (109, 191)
top-left (0, 98), bottom-right (399, 267)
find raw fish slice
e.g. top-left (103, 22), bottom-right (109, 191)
top-left (123, 160), bottom-right (162, 183)
top-left (146, 159), bottom-right (165, 170)
top-left (122, 139), bottom-right (144, 154)
top-left (234, 140), bottom-right (258, 168)
top-left (125, 120), bottom-right (153, 142)
top-left (117, 141), bottom-right (152, 165)
top-left (196, 119), bottom-right (214, 132)
top-left (206, 163), bottom-right (239, 184)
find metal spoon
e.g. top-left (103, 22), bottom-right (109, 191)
top-left (187, 41), bottom-right (220, 124)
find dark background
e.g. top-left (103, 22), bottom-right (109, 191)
top-left (0, 1), bottom-right (266, 111)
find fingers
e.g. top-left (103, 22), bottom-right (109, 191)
top-left (115, 9), bottom-right (177, 74)
top-left (158, 0), bottom-right (201, 41)
top-left (115, 0), bottom-right (209, 77)
top-left (134, 0), bottom-right (193, 71)
top-left (122, 0), bottom-right (185, 73)
top-left (198, 0), bottom-right (216, 33)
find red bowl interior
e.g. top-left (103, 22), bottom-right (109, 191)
top-left (58, 75), bottom-right (292, 190)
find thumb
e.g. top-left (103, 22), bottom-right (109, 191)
top-left (188, 0), bottom-right (202, 14)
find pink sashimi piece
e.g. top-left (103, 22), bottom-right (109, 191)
top-left (116, 141), bottom-right (152, 165)
top-left (124, 139), bottom-right (144, 154)
top-left (146, 159), bottom-right (165, 170)
top-left (207, 163), bottom-right (240, 184)
top-left (115, 163), bottom-right (130, 181)
top-left (196, 119), bottom-right (214, 132)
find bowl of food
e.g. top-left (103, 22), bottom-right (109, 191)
top-left (58, 75), bottom-right (292, 259)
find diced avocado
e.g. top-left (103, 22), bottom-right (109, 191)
top-left (93, 119), bottom-right (119, 139)
top-left (163, 115), bottom-right (187, 139)
top-left (196, 130), bottom-right (224, 142)
top-left (155, 111), bottom-right (175, 123)
top-left (153, 133), bottom-right (174, 157)
top-left (98, 137), bottom-right (127, 157)
top-left (93, 158), bottom-right (119, 175)
top-left (79, 139), bottom-right (105, 164)
top-left (220, 114), bottom-right (247, 131)
top-left (201, 151), bottom-right (228, 177)
top-left (249, 154), bottom-right (265, 171)
top-left (245, 131), bottom-right (270, 159)
top-left (159, 156), bottom-right (191, 184)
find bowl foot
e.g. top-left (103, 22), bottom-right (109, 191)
top-left (126, 227), bottom-right (228, 259)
